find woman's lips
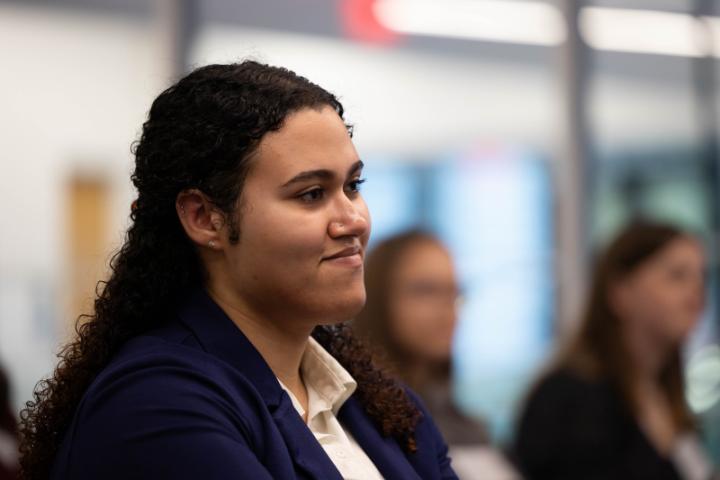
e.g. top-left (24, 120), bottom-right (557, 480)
top-left (324, 252), bottom-right (363, 267)
top-left (322, 246), bottom-right (363, 267)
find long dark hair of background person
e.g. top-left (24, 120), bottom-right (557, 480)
top-left (560, 222), bottom-right (694, 427)
top-left (18, 61), bottom-right (420, 480)
top-left (355, 231), bottom-right (452, 388)
top-left (513, 220), bottom-right (709, 480)
top-left (355, 230), bottom-right (487, 445)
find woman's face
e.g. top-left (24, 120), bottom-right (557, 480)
top-left (217, 106), bottom-right (370, 326)
top-left (388, 240), bottom-right (459, 363)
top-left (613, 236), bottom-right (705, 347)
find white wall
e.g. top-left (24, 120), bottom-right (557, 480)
top-left (0, 3), bottom-right (171, 409)
top-left (193, 26), bottom-right (702, 158)
top-left (192, 27), bottom-right (561, 157)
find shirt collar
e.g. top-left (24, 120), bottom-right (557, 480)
top-left (278, 337), bottom-right (357, 420)
top-left (302, 337), bottom-right (357, 416)
top-left (176, 288), bottom-right (358, 417)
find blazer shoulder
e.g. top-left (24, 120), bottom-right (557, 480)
top-left (74, 332), bottom-right (272, 446)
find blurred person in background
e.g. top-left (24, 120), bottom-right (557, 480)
top-left (355, 230), bottom-right (521, 480)
top-left (0, 366), bottom-right (18, 479)
top-left (18, 62), bottom-right (458, 479)
top-left (513, 221), bottom-right (716, 480)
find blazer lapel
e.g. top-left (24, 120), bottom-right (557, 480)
top-left (177, 290), bottom-right (408, 479)
top-left (339, 396), bottom-right (422, 480)
top-left (272, 394), bottom-right (344, 480)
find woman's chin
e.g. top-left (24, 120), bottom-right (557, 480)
top-left (317, 292), bottom-right (367, 325)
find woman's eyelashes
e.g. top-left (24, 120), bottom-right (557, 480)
top-left (296, 178), bottom-right (366, 204)
top-left (347, 178), bottom-right (366, 193)
top-left (298, 187), bottom-right (324, 203)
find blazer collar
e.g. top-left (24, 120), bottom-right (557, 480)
top-left (175, 288), bottom-right (285, 409)
top-left (339, 397), bottom-right (422, 480)
top-left (174, 288), bottom-right (418, 480)
top-left (175, 289), bottom-right (345, 479)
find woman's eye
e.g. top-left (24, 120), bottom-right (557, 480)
top-left (347, 178), bottom-right (366, 193)
top-left (299, 188), bottom-right (324, 203)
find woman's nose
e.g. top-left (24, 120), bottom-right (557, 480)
top-left (328, 199), bottom-right (369, 238)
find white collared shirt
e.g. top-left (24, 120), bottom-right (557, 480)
top-left (278, 337), bottom-right (384, 480)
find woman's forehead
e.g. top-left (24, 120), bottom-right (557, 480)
top-left (250, 107), bottom-right (358, 183)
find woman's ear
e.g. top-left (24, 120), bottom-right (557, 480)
top-left (176, 189), bottom-right (225, 250)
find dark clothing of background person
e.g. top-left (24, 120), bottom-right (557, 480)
top-left (0, 366), bottom-right (18, 480)
top-left (512, 369), bottom-right (682, 480)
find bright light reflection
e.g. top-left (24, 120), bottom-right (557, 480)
top-left (580, 7), bottom-right (708, 58)
top-left (686, 344), bottom-right (720, 413)
top-left (373, 0), bottom-right (720, 58)
top-left (373, 0), bottom-right (566, 46)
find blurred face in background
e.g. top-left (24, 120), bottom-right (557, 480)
top-left (388, 240), bottom-right (460, 363)
top-left (612, 236), bottom-right (705, 350)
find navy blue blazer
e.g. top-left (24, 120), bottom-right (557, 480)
top-left (52, 290), bottom-right (458, 479)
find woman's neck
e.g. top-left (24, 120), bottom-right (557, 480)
top-left (623, 321), bottom-right (671, 384)
top-left (622, 324), bottom-right (680, 453)
top-left (205, 286), bottom-right (312, 401)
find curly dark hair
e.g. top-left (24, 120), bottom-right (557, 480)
top-left (19, 61), bottom-right (420, 479)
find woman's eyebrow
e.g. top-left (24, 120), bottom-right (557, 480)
top-left (282, 169), bottom-right (334, 188)
top-left (348, 160), bottom-right (364, 177)
top-left (281, 160), bottom-right (364, 188)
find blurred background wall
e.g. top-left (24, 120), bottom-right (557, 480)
top-left (1, 0), bottom-right (720, 461)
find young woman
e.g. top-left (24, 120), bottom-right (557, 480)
top-left (513, 221), bottom-right (715, 480)
top-left (355, 231), bottom-right (520, 480)
top-left (19, 62), bottom-right (457, 480)
top-left (355, 231), bottom-right (486, 443)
